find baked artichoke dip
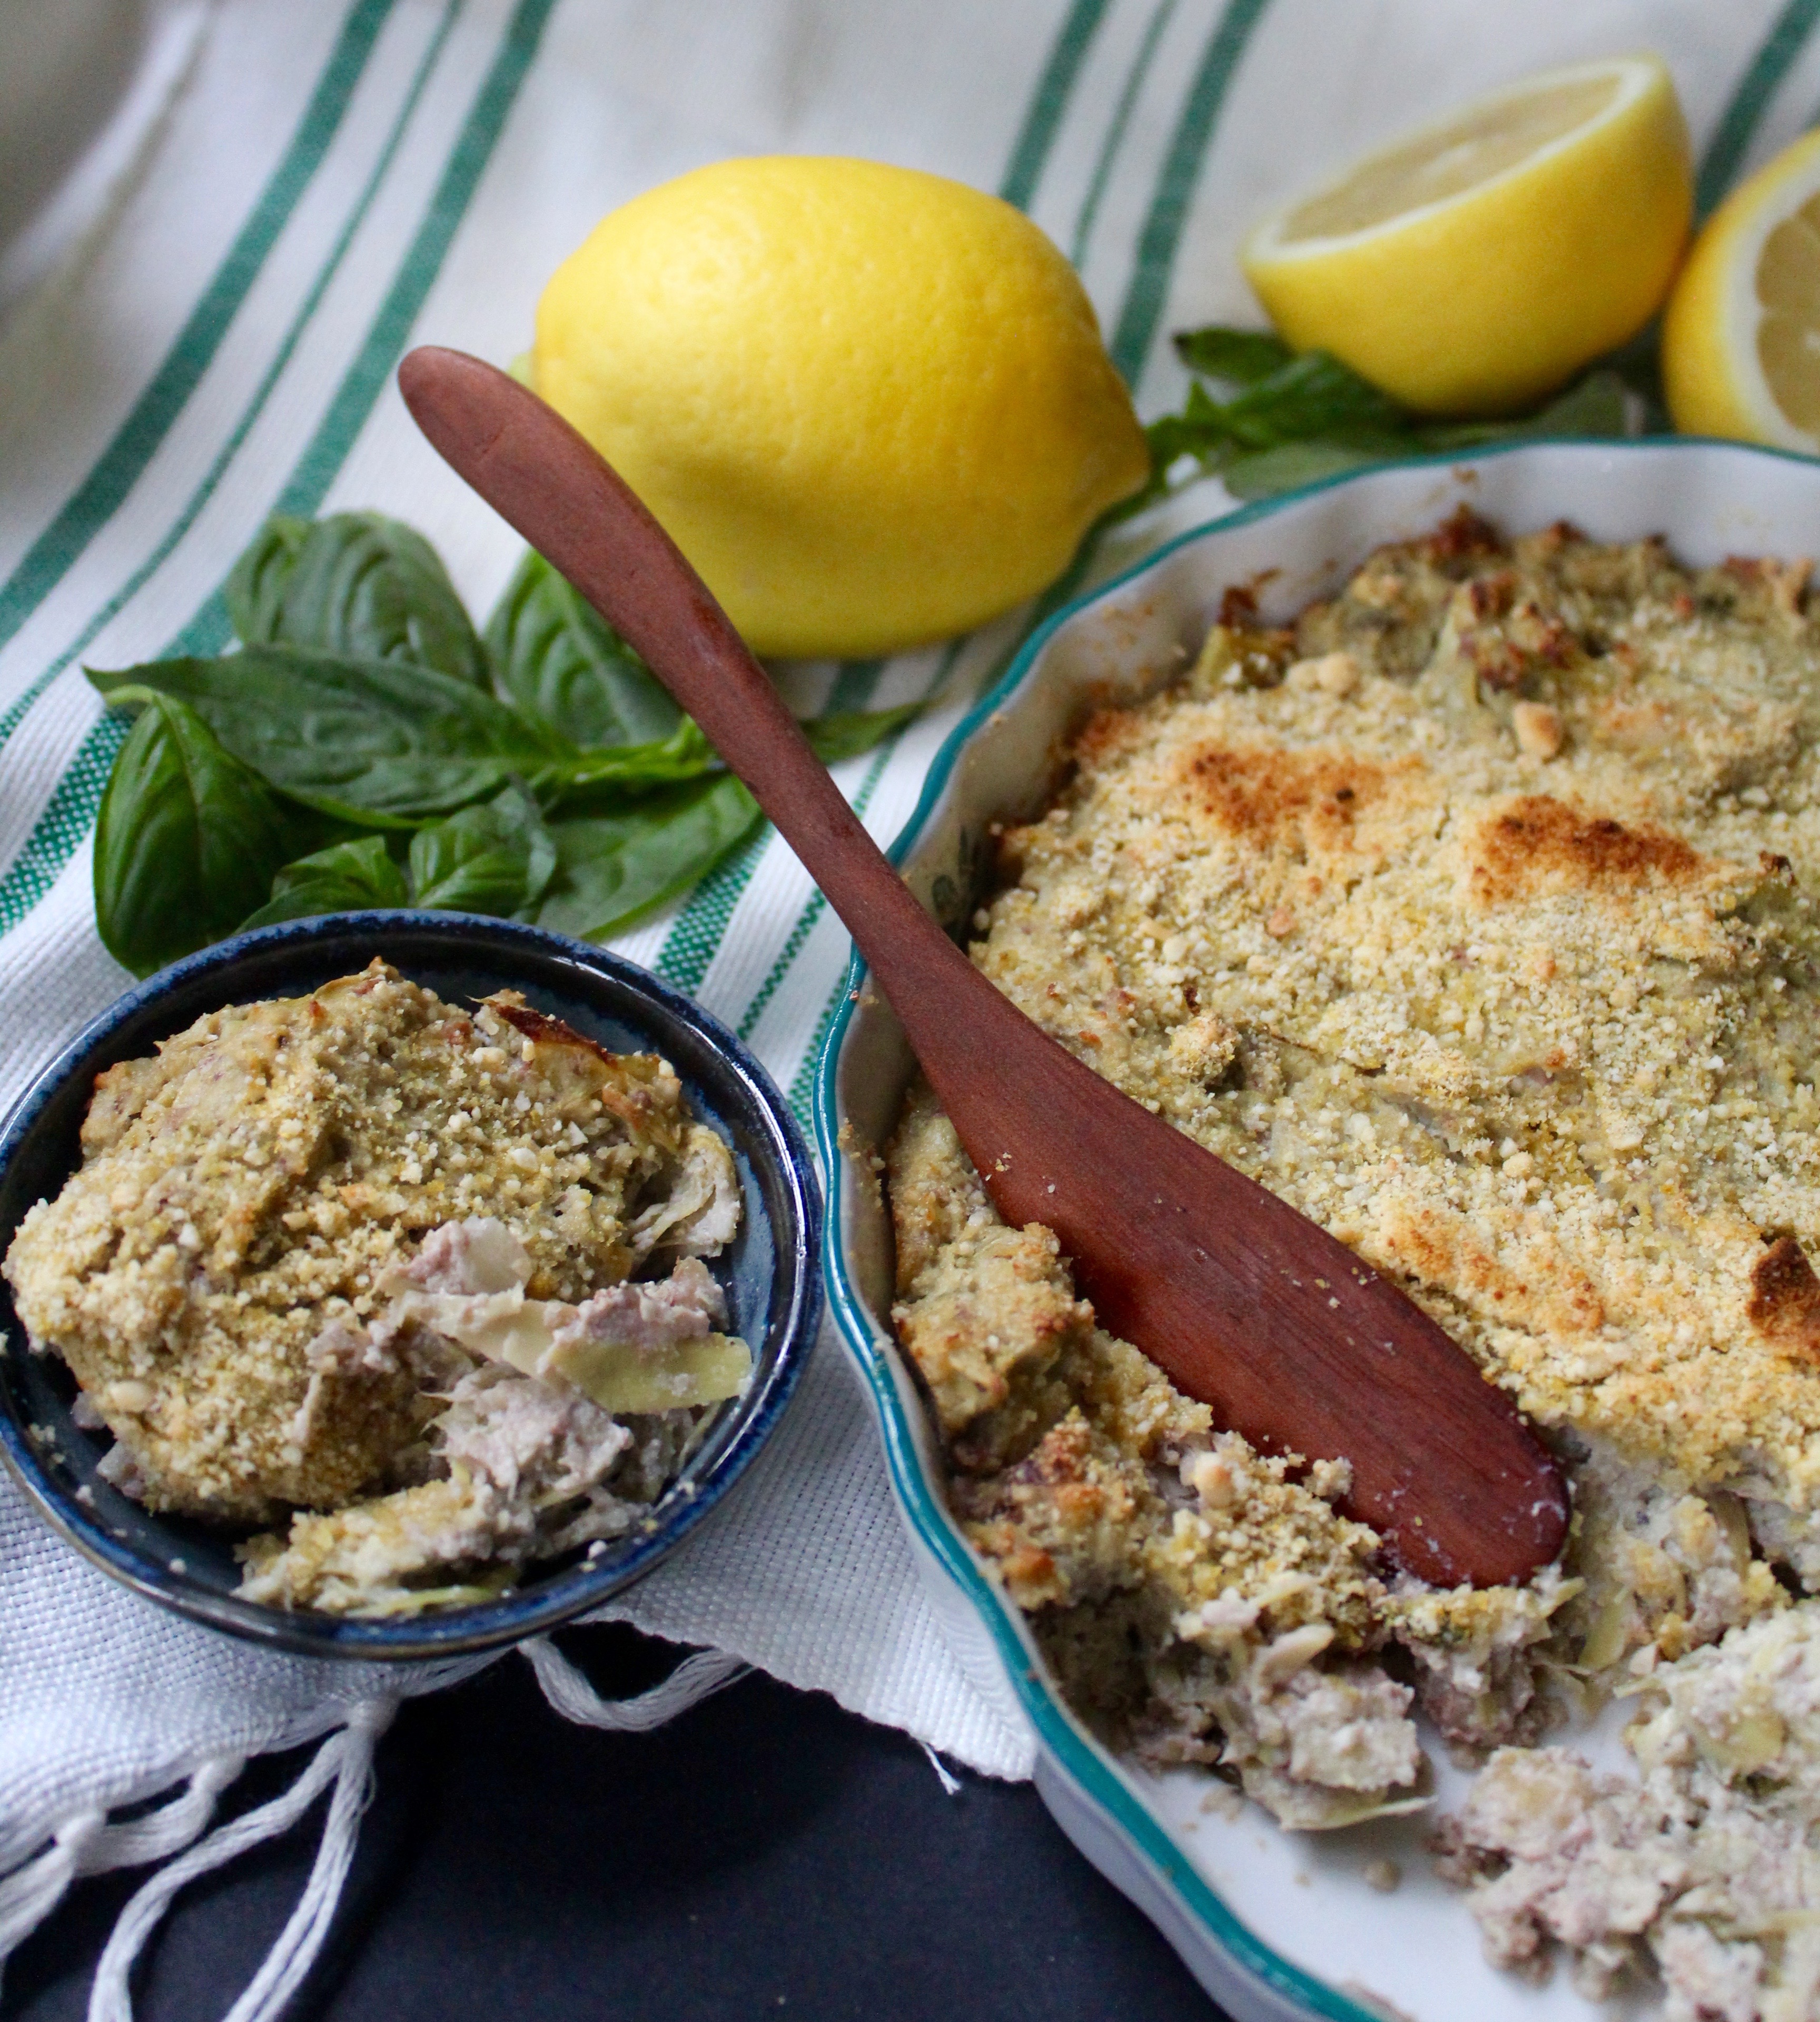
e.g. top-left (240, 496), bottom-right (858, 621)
top-left (886, 511), bottom-right (1820, 2015)
top-left (3, 962), bottom-right (748, 1616)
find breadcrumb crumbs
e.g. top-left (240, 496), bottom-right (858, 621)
top-left (887, 515), bottom-right (1820, 2004)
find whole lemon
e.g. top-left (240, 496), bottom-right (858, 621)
top-left (531, 156), bottom-right (1149, 659)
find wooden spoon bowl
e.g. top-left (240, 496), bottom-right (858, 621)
top-left (398, 344), bottom-right (1569, 1589)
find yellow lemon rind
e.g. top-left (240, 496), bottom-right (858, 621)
top-left (1241, 55), bottom-right (1691, 417)
top-left (1662, 125), bottom-right (1820, 452)
top-left (532, 156), bottom-right (1149, 660)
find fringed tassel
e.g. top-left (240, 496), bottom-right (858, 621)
top-left (919, 1743), bottom-right (964, 1796)
top-left (4, 1646), bottom-right (733, 2017)
top-left (87, 1697), bottom-right (395, 2022)
top-left (0, 1752), bottom-right (246, 1981)
top-left (525, 1636), bottom-right (745, 1731)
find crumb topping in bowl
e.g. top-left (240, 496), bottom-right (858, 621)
top-left (3, 959), bottom-right (748, 1616)
top-left (885, 509), bottom-right (1820, 2008)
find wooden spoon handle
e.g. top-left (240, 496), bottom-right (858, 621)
top-left (399, 346), bottom-right (1569, 1590)
top-left (397, 349), bottom-right (1061, 1135)
top-left (398, 349), bottom-right (967, 1005)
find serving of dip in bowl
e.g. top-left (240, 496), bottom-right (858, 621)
top-left (817, 439), bottom-right (1820, 2022)
top-left (0, 911), bottom-right (820, 1661)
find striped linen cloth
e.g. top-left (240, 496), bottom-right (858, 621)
top-left (3, 0), bottom-right (1818, 2002)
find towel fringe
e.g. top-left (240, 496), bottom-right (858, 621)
top-left (919, 1742), bottom-right (964, 1797)
top-left (525, 1636), bottom-right (746, 1732)
top-left (85, 1697), bottom-right (394, 2022)
top-left (0, 1749), bottom-right (246, 1980)
top-left (3, 1643), bottom-right (737, 2013)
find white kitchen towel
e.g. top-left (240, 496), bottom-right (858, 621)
top-left (2, 0), bottom-right (1816, 2008)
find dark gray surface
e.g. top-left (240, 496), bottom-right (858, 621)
top-left (7, 1625), bottom-right (1225, 2020)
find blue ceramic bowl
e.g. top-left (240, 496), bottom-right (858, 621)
top-left (0, 912), bottom-right (820, 1660)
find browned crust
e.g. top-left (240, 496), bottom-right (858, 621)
top-left (1418, 504), bottom-right (1502, 568)
top-left (1172, 743), bottom-right (1403, 852)
top-left (1466, 795), bottom-right (1707, 904)
top-left (1749, 1237), bottom-right (1820, 1363)
top-left (483, 995), bottom-right (619, 1064)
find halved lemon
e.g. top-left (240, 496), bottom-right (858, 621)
top-left (1241, 55), bottom-right (1692, 417)
top-left (1663, 127), bottom-right (1820, 450)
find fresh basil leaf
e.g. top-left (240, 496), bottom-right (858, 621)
top-left (1419, 368), bottom-right (1630, 449)
top-left (225, 516), bottom-right (310, 648)
top-left (485, 549), bottom-right (680, 748)
top-left (94, 693), bottom-right (301, 976)
top-left (228, 511), bottom-right (488, 684)
top-left (535, 776), bottom-right (762, 941)
top-left (1596, 322), bottom-right (1668, 429)
top-left (1173, 325), bottom-right (1296, 387)
top-left (408, 784), bottom-right (557, 916)
top-left (1146, 379), bottom-right (1233, 467)
top-left (1525, 366), bottom-right (1630, 438)
top-left (90, 645), bottom-right (569, 824)
top-left (1213, 351), bottom-right (1412, 451)
top-left (551, 717), bottom-right (722, 802)
top-left (240, 835), bottom-right (409, 929)
top-left (1218, 440), bottom-right (1391, 500)
top-left (1141, 353), bottom-right (1407, 482)
top-left (801, 702), bottom-right (923, 763)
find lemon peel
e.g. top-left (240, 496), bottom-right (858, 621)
top-left (531, 157), bottom-right (1149, 659)
top-left (1663, 126), bottom-right (1820, 450)
top-left (1241, 55), bottom-right (1691, 417)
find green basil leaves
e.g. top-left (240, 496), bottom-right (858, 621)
top-left (91, 645), bottom-right (566, 824)
top-left (1119, 325), bottom-right (1639, 515)
top-left (486, 550), bottom-right (680, 747)
top-left (408, 784), bottom-right (557, 915)
top-left (226, 512), bottom-right (488, 684)
top-left (88, 511), bottom-right (923, 975)
top-left (240, 836), bottom-right (410, 930)
top-left (94, 693), bottom-right (306, 974)
top-left (537, 777), bottom-right (763, 941)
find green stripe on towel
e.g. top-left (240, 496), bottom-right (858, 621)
top-left (0, 0), bottom-right (462, 758)
top-left (1000, 0), bottom-right (1116, 211)
top-left (0, 0), bottom-right (398, 656)
top-left (1696, 0), bottom-right (1820, 217)
top-left (652, 827), bottom-right (775, 998)
top-left (0, 0), bottom-right (557, 938)
top-left (650, 0), bottom-right (1128, 997)
top-left (1071, 0), bottom-right (1180, 268)
top-left (1109, 0), bottom-right (1271, 387)
top-left (735, 0), bottom-right (1277, 1070)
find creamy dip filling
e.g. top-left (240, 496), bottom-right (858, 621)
top-left (888, 513), bottom-right (1820, 2013)
top-left (4, 962), bottom-right (748, 1615)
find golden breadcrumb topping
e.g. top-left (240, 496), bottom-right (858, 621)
top-left (976, 511), bottom-right (1820, 1506)
top-left (887, 512), bottom-right (1820, 1871)
top-left (4, 962), bottom-right (719, 1524)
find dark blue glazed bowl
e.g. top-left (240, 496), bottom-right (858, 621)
top-left (0, 912), bottom-right (820, 1659)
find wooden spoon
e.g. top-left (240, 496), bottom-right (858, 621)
top-left (399, 345), bottom-right (1569, 1589)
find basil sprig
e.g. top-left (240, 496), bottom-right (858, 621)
top-left (93, 693), bottom-right (312, 975)
top-left (227, 512), bottom-right (488, 684)
top-left (1118, 325), bottom-right (1641, 515)
top-left (90, 512), bottom-right (918, 976)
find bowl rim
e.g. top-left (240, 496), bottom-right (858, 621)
top-left (810, 434), bottom-right (1820, 2022)
top-left (0, 909), bottom-right (822, 1661)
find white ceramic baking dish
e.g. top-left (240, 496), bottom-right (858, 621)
top-left (814, 439), bottom-right (1820, 2021)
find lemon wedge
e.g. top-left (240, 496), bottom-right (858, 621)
top-left (1663, 127), bottom-right (1820, 450)
top-left (1241, 55), bottom-right (1691, 416)
top-left (532, 157), bottom-right (1149, 659)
